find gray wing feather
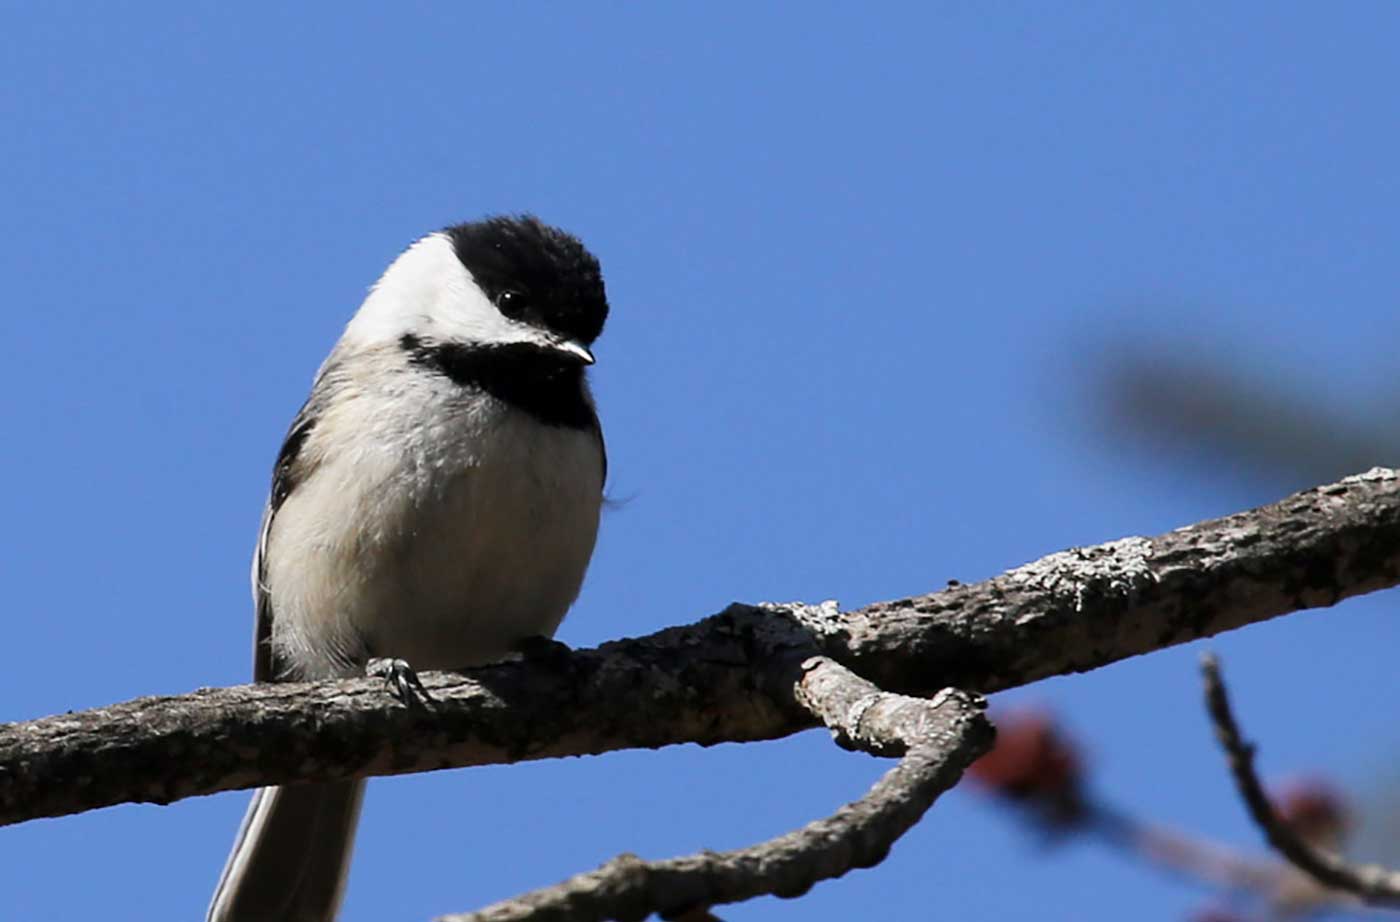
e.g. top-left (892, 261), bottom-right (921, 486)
top-left (250, 361), bottom-right (337, 681)
top-left (214, 361), bottom-right (358, 922)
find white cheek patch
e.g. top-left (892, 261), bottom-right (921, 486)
top-left (434, 274), bottom-right (540, 347)
top-left (342, 233), bottom-right (548, 349)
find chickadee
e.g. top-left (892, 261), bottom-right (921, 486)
top-left (207, 216), bottom-right (609, 922)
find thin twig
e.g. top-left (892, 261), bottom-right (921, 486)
top-left (437, 659), bottom-right (993, 922)
top-left (1201, 653), bottom-right (1400, 907)
top-left (1088, 803), bottom-right (1286, 895)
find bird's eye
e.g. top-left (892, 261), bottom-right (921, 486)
top-left (496, 289), bottom-right (527, 318)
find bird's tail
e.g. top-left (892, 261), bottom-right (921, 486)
top-left (207, 780), bottom-right (366, 922)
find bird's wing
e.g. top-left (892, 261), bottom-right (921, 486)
top-left (250, 395), bottom-right (322, 682)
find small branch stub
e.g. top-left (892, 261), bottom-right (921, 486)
top-left (438, 660), bottom-right (992, 922)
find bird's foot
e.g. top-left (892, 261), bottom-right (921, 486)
top-left (513, 635), bottom-right (574, 670)
top-left (367, 657), bottom-right (434, 708)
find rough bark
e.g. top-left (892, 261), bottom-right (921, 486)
top-left (0, 467), bottom-right (1395, 828)
top-left (438, 660), bottom-right (993, 922)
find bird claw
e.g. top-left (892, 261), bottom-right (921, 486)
top-left (367, 657), bottom-right (434, 708)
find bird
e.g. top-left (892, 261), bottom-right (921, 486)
top-left (207, 215), bottom-right (609, 922)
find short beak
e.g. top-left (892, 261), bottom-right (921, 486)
top-left (550, 338), bottom-right (595, 365)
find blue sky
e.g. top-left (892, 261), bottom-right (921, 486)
top-left (2, 4), bottom-right (1397, 920)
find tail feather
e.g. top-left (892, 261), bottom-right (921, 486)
top-left (207, 780), bottom-right (365, 922)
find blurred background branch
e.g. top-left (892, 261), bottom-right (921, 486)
top-left (1087, 336), bottom-right (1400, 491)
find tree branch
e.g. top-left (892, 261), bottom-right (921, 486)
top-left (1201, 653), bottom-right (1400, 907)
top-left (1090, 804), bottom-right (1307, 900)
top-left (1, 467), bottom-right (1397, 826)
top-left (437, 659), bottom-right (993, 922)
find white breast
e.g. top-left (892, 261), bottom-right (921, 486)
top-left (263, 372), bottom-right (603, 679)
